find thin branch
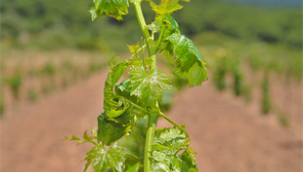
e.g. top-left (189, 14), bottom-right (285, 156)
top-left (158, 112), bottom-right (189, 137)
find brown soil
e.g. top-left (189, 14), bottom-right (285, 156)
top-left (1, 70), bottom-right (302, 172)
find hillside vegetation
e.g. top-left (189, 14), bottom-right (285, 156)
top-left (1, 0), bottom-right (301, 51)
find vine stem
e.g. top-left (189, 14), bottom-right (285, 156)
top-left (130, 102), bottom-right (189, 137)
top-left (131, 1), bottom-right (158, 171)
top-left (144, 111), bottom-right (158, 172)
top-left (158, 112), bottom-right (189, 137)
top-left (156, 24), bottom-right (165, 50)
top-left (131, 0), bottom-right (152, 57)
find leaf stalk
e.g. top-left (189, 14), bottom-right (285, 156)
top-left (158, 111), bottom-right (189, 137)
top-left (144, 111), bottom-right (158, 172)
top-left (131, 0), bottom-right (153, 57)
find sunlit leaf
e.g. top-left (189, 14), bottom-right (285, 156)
top-left (83, 143), bottom-right (124, 172)
top-left (146, 20), bottom-right (162, 32)
top-left (64, 131), bottom-right (95, 145)
top-left (128, 43), bottom-right (140, 54)
top-left (129, 65), bottom-right (173, 106)
top-left (89, 0), bottom-right (129, 21)
top-left (151, 127), bottom-right (198, 172)
top-left (162, 33), bottom-right (208, 86)
top-left (150, 0), bottom-right (189, 15)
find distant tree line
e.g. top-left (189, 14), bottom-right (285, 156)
top-left (0, 0), bottom-right (301, 51)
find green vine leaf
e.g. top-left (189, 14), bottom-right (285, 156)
top-left (146, 20), bottom-right (162, 32)
top-left (128, 43), bottom-right (140, 54)
top-left (162, 33), bottom-right (208, 86)
top-left (124, 154), bottom-right (142, 172)
top-left (163, 14), bottom-right (180, 34)
top-left (180, 147), bottom-right (199, 172)
top-left (150, 0), bottom-right (189, 15)
top-left (89, 0), bottom-right (129, 21)
top-left (129, 65), bottom-right (173, 106)
top-left (150, 127), bottom-right (198, 172)
top-left (125, 163), bottom-right (141, 172)
top-left (104, 60), bottom-right (129, 119)
top-left (83, 143), bottom-right (124, 172)
top-left (115, 78), bottom-right (148, 121)
top-left (64, 130), bottom-right (97, 146)
top-left (98, 113), bottom-right (131, 145)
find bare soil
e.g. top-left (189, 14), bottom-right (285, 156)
top-left (1, 70), bottom-right (302, 172)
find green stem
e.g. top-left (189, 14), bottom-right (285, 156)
top-left (131, 0), bottom-right (153, 57)
top-left (144, 111), bottom-right (158, 172)
top-left (130, 102), bottom-right (147, 113)
top-left (158, 112), bottom-right (189, 137)
top-left (131, 0), bottom-right (157, 70)
top-left (156, 24), bottom-right (165, 50)
top-left (132, 1), bottom-right (159, 171)
top-left (130, 45), bottom-right (146, 59)
top-left (88, 140), bottom-right (99, 146)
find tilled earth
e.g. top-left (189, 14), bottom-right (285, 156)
top-left (1, 70), bottom-right (302, 172)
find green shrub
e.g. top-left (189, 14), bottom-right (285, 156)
top-left (261, 72), bottom-right (271, 114)
top-left (6, 72), bottom-right (22, 100)
top-left (27, 88), bottom-right (38, 102)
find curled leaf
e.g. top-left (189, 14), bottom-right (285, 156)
top-left (164, 33), bottom-right (208, 86)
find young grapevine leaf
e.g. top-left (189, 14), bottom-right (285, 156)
top-left (89, 0), bottom-right (129, 21)
top-left (150, 0), bottom-right (189, 15)
top-left (124, 154), bottom-right (142, 172)
top-left (83, 143), bottom-right (124, 172)
top-left (164, 33), bottom-right (208, 86)
top-left (146, 20), bottom-right (162, 32)
top-left (125, 163), bottom-right (141, 172)
top-left (150, 127), bottom-right (198, 172)
top-left (98, 114), bottom-right (131, 145)
top-left (98, 60), bottom-right (151, 146)
top-left (115, 79), bottom-right (148, 120)
top-left (163, 14), bottom-right (180, 34)
top-left (129, 65), bottom-right (173, 106)
top-left (180, 147), bottom-right (199, 172)
top-left (104, 60), bottom-right (129, 119)
top-left (64, 131), bottom-right (95, 145)
top-left (128, 43), bottom-right (140, 54)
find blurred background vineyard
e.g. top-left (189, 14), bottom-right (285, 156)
top-left (0, 0), bottom-right (302, 171)
top-left (1, 0), bottom-right (301, 118)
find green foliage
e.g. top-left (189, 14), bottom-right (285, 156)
top-left (230, 60), bottom-right (243, 96)
top-left (159, 90), bottom-right (174, 112)
top-left (0, 97), bottom-right (4, 116)
top-left (97, 113), bottom-right (131, 145)
top-left (150, 0), bottom-right (189, 15)
top-left (129, 66), bottom-right (173, 106)
top-left (213, 50), bottom-right (228, 91)
top-left (66, 0), bottom-right (208, 171)
top-left (6, 72), bottom-right (22, 100)
top-left (151, 127), bottom-right (198, 171)
top-left (2, 0), bottom-right (300, 61)
top-left (163, 33), bottom-right (208, 86)
top-left (90, 0), bottom-right (129, 21)
top-left (42, 83), bottom-right (53, 96)
top-left (261, 72), bottom-right (271, 114)
top-left (277, 113), bottom-right (290, 128)
top-left (65, 129), bottom-right (130, 172)
top-left (232, 68), bottom-right (242, 96)
top-left (41, 62), bottom-right (56, 77)
top-left (84, 143), bottom-right (125, 172)
top-left (27, 88), bottom-right (38, 102)
top-left (118, 120), bottom-right (147, 159)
